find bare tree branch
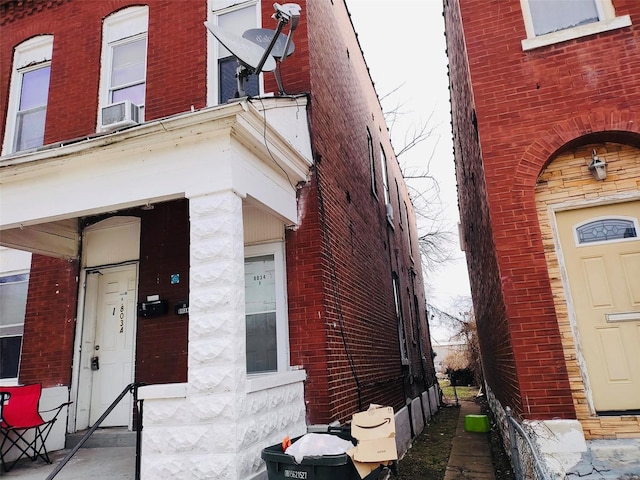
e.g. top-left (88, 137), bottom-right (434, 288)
top-left (381, 85), bottom-right (457, 274)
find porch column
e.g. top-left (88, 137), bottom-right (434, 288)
top-left (140, 190), bottom-right (247, 479)
top-left (187, 190), bottom-right (247, 477)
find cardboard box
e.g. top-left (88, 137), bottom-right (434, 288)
top-left (348, 405), bottom-right (397, 478)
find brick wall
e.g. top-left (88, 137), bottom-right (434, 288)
top-left (20, 254), bottom-right (78, 387)
top-left (443, 0), bottom-right (522, 416)
top-left (135, 199), bottom-right (190, 384)
top-left (0, 0), bottom-right (206, 148)
top-left (446, 0), bottom-right (640, 420)
top-left (286, 0), bottom-right (433, 424)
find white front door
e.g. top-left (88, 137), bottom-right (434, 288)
top-left (557, 201), bottom-right (640, 413)
top-left (89, 264), bottom-right (137, 426)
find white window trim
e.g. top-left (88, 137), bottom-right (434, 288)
top-left (246, 369), bottom-right (306, 393)
top-left (97, 6), bottom-right (148, 131)
top-left (206, 0), bottom-right (261, 107)
top-left (2, 35), bottom-right (53, 156)
top-left (245, 241), bottom-right (290, 376)
top-left (520, 0), bottom-right (631, 51)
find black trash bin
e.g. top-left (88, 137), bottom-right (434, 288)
top-left (261, 432), bottom-right (382, 480)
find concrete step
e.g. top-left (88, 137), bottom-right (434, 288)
top-left (65, 427), bottom-right (137, 448)
top-left (587, 438), bottom-right (640, 474)
top-left (567, 439), bottom-right (640, 479)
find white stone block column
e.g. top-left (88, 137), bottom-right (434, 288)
top-left (141, 190), bottom-right (247, 479)
top-left (187, 190), bottom-right (247, 478)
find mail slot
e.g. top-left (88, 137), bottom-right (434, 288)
top-left (137, 299), bottom-right (169, 317)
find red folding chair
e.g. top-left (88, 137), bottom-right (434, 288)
top-left (0, 384), bottom-right (71, 472)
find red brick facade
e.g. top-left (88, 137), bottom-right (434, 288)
top-left (20, 255), bottom-right (78, 387)
top-left (445, 0), bottom-right (640, 420)
top-left (2, 0), bottom-right (434, 425)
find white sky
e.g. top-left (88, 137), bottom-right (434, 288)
top-left (346, 0), bottom-right (471, 329)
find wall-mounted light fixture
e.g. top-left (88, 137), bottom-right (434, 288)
top-left (588, 149), bottom-right (607, 181)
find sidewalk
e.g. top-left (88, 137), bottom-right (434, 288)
top-left (443, 400), bottom-right (496, 480)
top-left (0, 447), bottom-right (135, 480)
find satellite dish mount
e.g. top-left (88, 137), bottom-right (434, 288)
top-left (205, 3), bottom-right (301, 98)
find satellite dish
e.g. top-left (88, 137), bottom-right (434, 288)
top-left (242, 28), bottom-right (295, 60)
top-left (204, 22), bottom-right (276, 72)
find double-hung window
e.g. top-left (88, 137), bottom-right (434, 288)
top-left (244, 242), bottom-right (289, 375)
top-left (15, 65), bottom-right (51, 152)
top-left (520, 0), bottom-right (631, 50)
top-left (98, 6), bottom-right (148, 129)
top-left (0, 249), bottom-right (32, 383)
top-left (209, 1), bottom-right (260, 105)
top-left (109, 36), bottom-right (147, 106)
top-left (2, 36), bottom-right (53, 155)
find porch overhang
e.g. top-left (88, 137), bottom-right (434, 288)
top-left (0, 97), bottom-right (312, 259)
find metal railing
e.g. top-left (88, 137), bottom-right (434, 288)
top-left (46, 382), bottom-right (146, 480)
top-left (506, 406), bottom-right (551, 480)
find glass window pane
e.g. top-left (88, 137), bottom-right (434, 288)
top-left (380, 146), bottom-right (390, 204)
top-left (15, 107), bottom-right (46, 151)
top-left (19, 66), bottom-right (51, 110)
top-left (246, 312), bottom-right (277, 373)
top-left (576, 219), bottom-right (638, 244)
top-left (112, 83), bottom-right (146, 105)
top-left (0, 336), bottom-right (23, 379)
top-left (111, 38), bottom-right (146, 87)
top-left (218, 7), bottom-right (256, 58)
top-left (529, 0), bottom-right (599, 36)
top-left (0, 274), bottom-right (28, 380)
top-left (245, 255), bottom-right (277, 373)
top-left (0, 274), bottom-right (29, 328)
top-left (219, 57), bottom-right (258, 103)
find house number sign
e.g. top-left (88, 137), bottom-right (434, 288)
top-left (113, 297), bottom-right (125, 333)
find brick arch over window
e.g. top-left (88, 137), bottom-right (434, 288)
top-left (514, 109), bottom-right (640, 191)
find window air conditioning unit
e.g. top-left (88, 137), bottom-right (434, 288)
top-left (100, 100), bottom-right (141, 130)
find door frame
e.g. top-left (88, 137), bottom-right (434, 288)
top-left (68, 217), bottom-right (140, 433)
top-left (549, 191), bottom-right (640, 416)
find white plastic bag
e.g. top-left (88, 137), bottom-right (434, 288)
top-left (285, 433), bottom-right (355, 464)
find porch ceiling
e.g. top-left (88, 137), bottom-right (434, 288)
top-left (0, 218), bottom-right (79, 259)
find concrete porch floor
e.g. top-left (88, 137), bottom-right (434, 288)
top-left (1, 446), bottom-right (135, 480)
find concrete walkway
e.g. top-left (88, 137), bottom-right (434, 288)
top-left (3, 404), bottom-right (496, 480)
top-left (443, 400), bottom-right (496, 480)
top-left (1, 447), bottom-right (135, 479)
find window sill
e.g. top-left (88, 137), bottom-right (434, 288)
top-left (521, 15), bottom-right (631, 51)
top-left (247, 369), bottom-right (307, 393)
top-left (138, 382), bottom-right (187, 400)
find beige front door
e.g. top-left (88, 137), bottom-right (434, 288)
top-left (89, 264), bottom-right (137, 426)
top-left (557, 201), bottom-right (640, 412)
